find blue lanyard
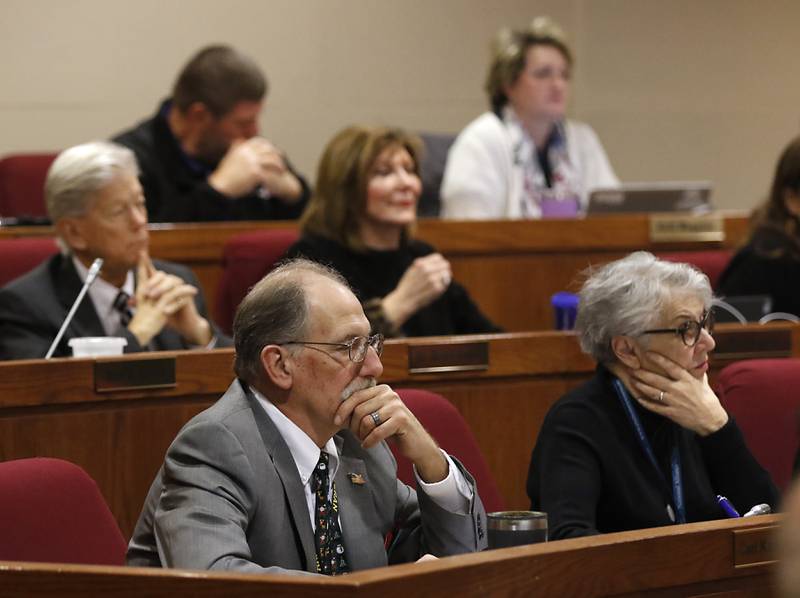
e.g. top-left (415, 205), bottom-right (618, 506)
top-left (612, 378), bottom-right (686, 524)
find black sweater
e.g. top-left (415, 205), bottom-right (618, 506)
top-left (718, 224), bottom-right (800, 316)
top-left (526, 366), bottom-right (778, 540)
top-left (113, 101), bottom-right (310, 223)
top-left (284, 234), bottom-right (500, 337)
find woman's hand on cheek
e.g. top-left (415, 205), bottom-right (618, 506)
top-left (629, 352), bottom-right (728, 436)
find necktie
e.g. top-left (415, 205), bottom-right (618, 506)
top-left (113, 291), bottom-right (133, 327)
top-left (310, 452), bottom-right (349, 575)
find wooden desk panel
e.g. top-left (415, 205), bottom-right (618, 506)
top-left (415, 213), bottom-right (750, 254)
top-left (0, 400), bottom-right (210, 536)
top-left (0, 516), bottom-right (778, 597)
top-left (447, 252), bottom-right (630, 330)
top-left (0, 213), bottom-right (750, 331)
top-left (0, 324), bottom-right (795, 537)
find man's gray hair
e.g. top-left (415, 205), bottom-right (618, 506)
top-left (45, 141), bottom-right (139, 223)
top-left (576, 251), bottom-right (713, 364)
top-left (233, 258), bottom-right (350, 387)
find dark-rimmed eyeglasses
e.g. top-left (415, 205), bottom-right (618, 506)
top-left (641, 310), bottom-right (715, 347)
top-left (281, 334), bottom-right (384, 363)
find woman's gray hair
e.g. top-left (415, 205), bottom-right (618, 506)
top-left (576, 251), bottom-right (713, 364)
top-left (233, 258), bottom-right (350, 388)
top-left (45, 141), bottom-right (139, 223)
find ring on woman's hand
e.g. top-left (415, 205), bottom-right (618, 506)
top-left (370, 411), bottom-right (381, 426)
top-left (658, 390), bottom-right (665, 402)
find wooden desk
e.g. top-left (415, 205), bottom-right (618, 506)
top-left (0, 515), bottom-right (779, 597)
top-left (0, 212), bottom-right (750, 331)
top-left (0, 324), bottom-right (795, 537)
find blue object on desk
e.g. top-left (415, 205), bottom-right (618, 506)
top-left (551, 292), bottom-right (579, 331)
top-left (717, 495), bottom-right (741, 518)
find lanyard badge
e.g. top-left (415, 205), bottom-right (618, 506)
top-left (612, 378), bottom-right (687, 524)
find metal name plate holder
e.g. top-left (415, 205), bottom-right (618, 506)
top-left (648, 213), bottom-right (725, 243)
top-left (408, 340), bottom-right (489, 375)
top-left (733, 525), bottom-right (777, 568)
top-left (94, 355), bottom-right (176, 392)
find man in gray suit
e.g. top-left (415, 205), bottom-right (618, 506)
top-left (127, 259), bottom-right (487, 574)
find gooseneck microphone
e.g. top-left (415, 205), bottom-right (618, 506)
top-left (45, 258), bottom-right (104, 359)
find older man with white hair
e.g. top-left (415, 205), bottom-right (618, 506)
top-left (0, 141), bottom-right (230, 360)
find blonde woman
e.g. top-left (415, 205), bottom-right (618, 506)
top-left (442, 17), bottom-right (618, 220)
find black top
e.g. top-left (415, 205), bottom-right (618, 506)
top-left (113, 101), bottom-right (310, 223)
top-left (284, 234), bottom-right (501, 338)
top-left (718, 224), bottom-right (800, 316)
top-left (526, 366), bottom-right (778, 540)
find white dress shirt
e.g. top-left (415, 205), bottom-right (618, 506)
top-left (72, 256), bottom-right (135, 336)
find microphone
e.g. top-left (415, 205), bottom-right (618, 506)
top-left (45, 258), bottom-right (104, 359)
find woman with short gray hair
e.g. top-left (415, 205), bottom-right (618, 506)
top-left (527, 252), bottom-right (777, 539)
top-left (577, 251), bottom-right (713, 364)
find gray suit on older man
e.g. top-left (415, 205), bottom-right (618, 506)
top-left (127, 379), bottom-right (487, 573)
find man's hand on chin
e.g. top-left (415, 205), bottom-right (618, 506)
top-left (334, 384), bottom-right (448, 484)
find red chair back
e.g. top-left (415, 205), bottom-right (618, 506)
top-left (215, 228), bottom-right (299, 335)
top-left (0, 153), bottom-right (58, 218)
top-left (658, 250), bottom-right (733, 291)
top-left (0, 237), bottom-right (59, 287)
top-left (0, 458), bottom-right (127, 565)
top-left (394, 389), bottom-right (505, 513)
top-left (717, 358), bottom-right (800, 491)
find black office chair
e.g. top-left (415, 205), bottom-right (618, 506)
top-left (417, 132), bottom-right (456, 218)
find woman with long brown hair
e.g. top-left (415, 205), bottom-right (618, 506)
top-left (285, 125), bottom-right (499, 337)
top-left (719, 136), bottom-right (800, 315)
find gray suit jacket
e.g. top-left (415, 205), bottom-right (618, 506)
top-left (127, 380), bottom-right (487, 574)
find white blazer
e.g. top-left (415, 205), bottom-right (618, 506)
top-left (441, 112), bottom-right (619, 219)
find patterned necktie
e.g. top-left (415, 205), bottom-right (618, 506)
top-left (113, 291), bottom-right (133, 326)
top-left (310, 452), bottom-right (349, 575)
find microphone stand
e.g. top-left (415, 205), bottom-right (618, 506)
top-left (45, 257), bottom-right (104, 359)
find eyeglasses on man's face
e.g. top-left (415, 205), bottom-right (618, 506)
top-left (641, 310), bottom-right (715, 347)
top-left (281, 334), bottom-right (384, 363)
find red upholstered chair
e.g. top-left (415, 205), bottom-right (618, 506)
top-left (0, 237), bottom-right (59, 287)
top-left (0, 153), bottom-right (58, 218)
top-left (658, 250), bottom-right (733, 291)
top-left (394, 388), bottom-right (505, 513)
top-left (0, 458), bottom-right (127, 565)
top-left (215, 228), bottom-right (299, 334)
top-left (716, 358), bottom-right (800, 491)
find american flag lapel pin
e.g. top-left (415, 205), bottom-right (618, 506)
top-left (348, 472), bottom-right (366, 485)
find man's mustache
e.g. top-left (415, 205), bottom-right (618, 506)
top-left (340, 377), bottom-right (377, 402)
